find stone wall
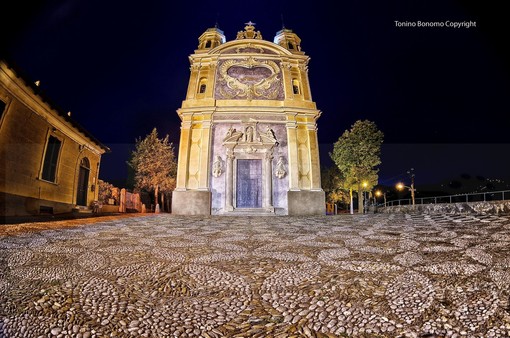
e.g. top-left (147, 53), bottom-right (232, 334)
top-left (1, 62), bottom-right (106, 216)
top-left (379, 200), bottom-right (510, 215)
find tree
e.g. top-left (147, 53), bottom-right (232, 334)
top-left (321, 165), bottom-right (350, 209)
top-left (98, 179), bottom-right (116, 204)
top-left (128, 128), bottom-right (177, 212)
top-left (330, 120), bottom-right (384, 214)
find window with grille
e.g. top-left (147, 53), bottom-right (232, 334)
top-left (41, 135), bottom-right (62, 182)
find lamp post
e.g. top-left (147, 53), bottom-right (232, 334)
top-left (408, 168), bottom-right (415, 206)
top-left (396, 168), bottom-right (416, 206)
top-left (375, 190), bottom-right (386, 207)
top-left (362, 181), bottom-right (368, 214)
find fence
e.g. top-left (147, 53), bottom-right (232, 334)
top-left (383, 190), bottom-right (510, 207)
top-left (119, 188), bottom-right (142, 212)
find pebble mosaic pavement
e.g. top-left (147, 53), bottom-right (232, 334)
top-left (1, 213), bottom-right (510, 338)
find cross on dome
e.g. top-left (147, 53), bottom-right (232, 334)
top-left (245, 21), bottom-right (256, 26)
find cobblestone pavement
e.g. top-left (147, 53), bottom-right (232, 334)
top-left (1, 213), bottom-right (510, 338)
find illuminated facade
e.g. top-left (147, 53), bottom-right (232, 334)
top-left (172, 23), bottom-right (324, 215)
top-left (0, 60), bottom-right (109, 216)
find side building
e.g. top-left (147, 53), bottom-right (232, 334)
top-left (172, 23), bottom-right (325, 215)
top-left (0, 60), bottom-right (110, 217)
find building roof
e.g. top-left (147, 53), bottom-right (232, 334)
top-left (1, 58), bottom-right (110, 153)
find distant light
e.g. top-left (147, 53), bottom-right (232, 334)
top-left (34, 80), bottom-right (40, 87)
top-left (375, 190), bottom-right (382, 197)
top-left (67, 111), bottom-right (72, 117)
top-left (396, 182), bottom-right (404, 190)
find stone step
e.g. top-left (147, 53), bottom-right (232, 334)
top-left (72, 206), bottom-right (93, 214)
top-left (225, 208), bottom-right (277, 216)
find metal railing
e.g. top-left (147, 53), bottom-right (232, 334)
top-left (382, 190), bottom-right (510, 207)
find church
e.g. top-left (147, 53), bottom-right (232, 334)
top-left (172, 22), bottom-right (324, 215)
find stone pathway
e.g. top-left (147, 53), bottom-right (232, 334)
top-left (1, 213), bottom-right (510, 337)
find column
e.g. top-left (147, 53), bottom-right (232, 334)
top-left (264, 151), bottom-right (274, 210)
top-left (225, 150), bottom-right (234, 211)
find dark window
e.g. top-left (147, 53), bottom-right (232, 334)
top-left (199, 84), bottom-right (206, 93)
top-left (41, 135), bottom-right (62, 182)
top-left (293, 85), bottom-right (299, 94)
top-left (0, 100), bottom-right (5, 120)
top-left (288, 43), bottom-right (295, 50)
top-left (205, 40), bottom-right (211, 48)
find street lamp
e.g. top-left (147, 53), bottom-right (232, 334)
top-left (362, 181), bottom-right (368, 213)
top-left (375, 190), bottom-right (386, 206)
top-left (396, 168), bottom-right (416, 205)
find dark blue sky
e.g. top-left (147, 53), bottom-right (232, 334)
top-left (3, 0), bottom-right (509, 188)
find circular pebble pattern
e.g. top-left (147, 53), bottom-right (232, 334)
top-left (1, 213), bottom-right (510, 337)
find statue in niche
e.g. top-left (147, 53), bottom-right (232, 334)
top-left (212, 156), bottom-right (224, 177)
top-left (245, 126), bottom-right (254, 142)
top-left (275, 156), bottom-right (287, 179)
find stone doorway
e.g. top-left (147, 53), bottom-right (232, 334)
top-left (222, 122), bottom-right (278, 214)
top-left (76, 157), bottom-right (90, 206)
top-left (236, 159), bottom-right (262, 208)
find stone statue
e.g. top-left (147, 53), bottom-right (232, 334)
top-left (245, 126), bottom-right (254, 142)
top-left (275, 156), bottom-right (287, 179)
top-left (226, 126), bottom-right (235, 137)
top-left (266, 126), bottom-right (277, 144)
top-left (212, 155), bottom-right (223, 177)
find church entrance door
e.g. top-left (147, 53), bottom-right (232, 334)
top-left (236, 159), bottom-right (262, 208)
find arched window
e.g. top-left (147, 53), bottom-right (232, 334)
top-left (80, 157), bottom-right (90, 169)
top-left (198, 78), bottom-right (207, 94)
top-left (205, 40), bottom-right (211, 48)
top-left (292, 79), bottom-right (300, 95)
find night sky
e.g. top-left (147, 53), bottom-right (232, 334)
top-left (2, 0), bottom-right (509, 190)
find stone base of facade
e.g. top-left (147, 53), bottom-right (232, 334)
top-left (0, 192), bottom-right (75, 217)
top-left (287, 190), bottom-right (326, 216)
top-left (171, 190), bottom-right (211, 215)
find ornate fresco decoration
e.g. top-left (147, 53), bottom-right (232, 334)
top-left (212, 156), bottom-right (224, 177)
top-left (216, 57), bottom-right (283, 100)
top-left (274, 156), bottom-right (287, 179)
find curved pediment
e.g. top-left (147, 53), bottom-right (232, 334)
top-left (209, 40), bottom-right (294, 56)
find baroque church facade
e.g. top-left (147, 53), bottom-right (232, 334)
top-left (172, 22), bottom-right (324, 215)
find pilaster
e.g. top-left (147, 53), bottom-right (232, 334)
top-left (285, 114), bottom-right (300, 190)
top-left (175, 116), bottom-right (192, 190)
top-left (307, 122), bottom-right (322, 190)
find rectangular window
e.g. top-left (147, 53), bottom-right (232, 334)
top-left (41, 135), bottom-right (62, 182)
top-left (0, 100), bottom-right (5, 120)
